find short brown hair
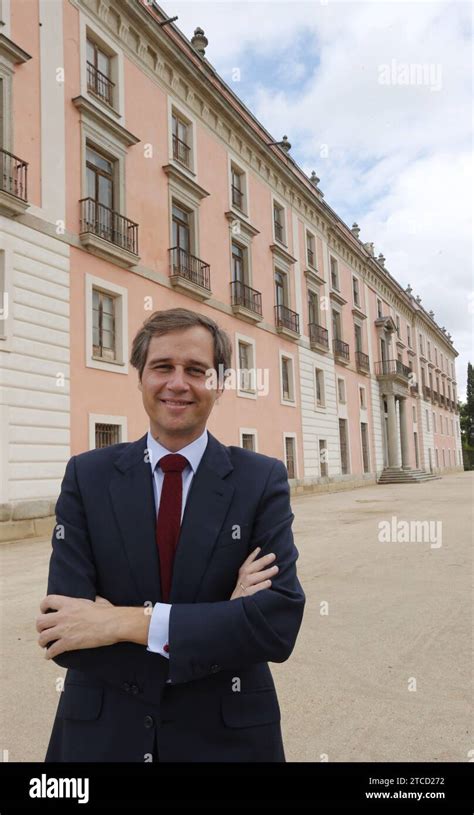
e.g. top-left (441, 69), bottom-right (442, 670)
top-left (130, 307), bottom-right (232, 382)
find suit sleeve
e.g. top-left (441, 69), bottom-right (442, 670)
top-left (45, 456), bottom-right (168, 693)
top-left (168, 459), bottom-right (305, 685)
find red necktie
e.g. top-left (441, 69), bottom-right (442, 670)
top-left (155, 454), bottom-right (188, 602)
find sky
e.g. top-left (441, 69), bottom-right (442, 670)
top-left (157, 0), bottom-right (473, 399)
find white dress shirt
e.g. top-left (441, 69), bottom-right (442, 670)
top-left (145, 427), bottom-right (208, 668)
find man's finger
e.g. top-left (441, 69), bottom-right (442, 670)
top-left (39, 595), bottom-right (62, 614)
top-left (36, 613), bottom-right (58, 633)
top-left (245, 564), bottom-right (279, 586)
top-left (245, 552), bottom-right (276, 574)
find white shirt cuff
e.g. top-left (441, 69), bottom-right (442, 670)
top-left (146, 602), bottom-right (171, 659)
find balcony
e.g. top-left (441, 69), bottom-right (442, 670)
top-left (423, 385), bottom-right (431, 400)
top-left (86, 60), bottom-right (115, 107)
top-left (172, 134), bottom-right (191, 168)
top-left (274, 304), bottom-right (299, 338)
top-left (439, 394), bottom-right (445, 407)
top-left (333, 338), bottom-right (350, 364)
top-left (79, 198), bottom-right (139, 266)
top-left (0, 148), bottom-right (29, 216)
top-left (169, 246), bottom-right (211, 300)
top-left (410, 382), bottom-right (419, 395)
top-left (432, 390), bottom-right (439, 404)
top-left (309, 322), bottom-right (329, 352)
top-left (355, 350), bottom-right (370, 373)
top-left (230, 280), bottom-right (262, 323)
top-left (375, 358), bottom-right (411, 383)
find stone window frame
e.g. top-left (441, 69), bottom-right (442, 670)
top-left (85, 273), bottom-right (128, 374)
top-left (235, 331), bottom-right (257, 400)
top-left (88, 413), bottom-right (128, 450)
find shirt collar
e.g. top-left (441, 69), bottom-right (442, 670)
top-left (146, 427), bottom-right (208, 475)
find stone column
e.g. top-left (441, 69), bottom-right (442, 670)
top-left (399, 397), bottom-right (410, 469)
top-left (386, 393), bottom-right (399, 468)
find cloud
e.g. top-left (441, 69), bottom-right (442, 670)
top-left (165, 0), bottom-right (473, 396)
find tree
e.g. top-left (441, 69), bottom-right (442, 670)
top-left (460, 362), bottom-right (474, 468)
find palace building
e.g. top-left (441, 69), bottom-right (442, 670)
top-left (0, 0), bottom-right (462, 542)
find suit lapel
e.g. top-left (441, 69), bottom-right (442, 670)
top-left (110, 432), bottom-right (162, 604)
top-left (109, 431), bottom-right (234, 605)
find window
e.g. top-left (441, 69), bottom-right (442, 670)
top-left (241, 432), bottom-right (256, 451)
top-left (412, 405), bottom-right (416, 423)
top-left (377, 298), bottom-right (383, 318)
top-left (172, 201), bottom-right (191, 254)
top-left (284, 436), bottom-right (296, 478)
top-left (315, 368), bottom-right (325, 408)
top-left (237, 340), bottom-right (255, 393)
top-left (426, 409), bottom-right (430, 432)
top-left (435, 347), bottom-right (438, 366)
top-left (360, 422), bottom-right (370, 473)
top-left (232, 241), bottom-right (248, 284)
top-left (407, 324), bottom-right (411, 347)
top-left (435, 448), bottom-right (439, 467)
top-left (274, 269), bottom-right (288, 307)
top-left (308, 289), bottom-right (320, 325)
top-left (354, 323), bottom-right (363, 353)
top-left (273, 201), bottom-right (285, 244)
top-left (86, 37), bottom-right (115, 107)
top-left (352, 276), bottom-right (360, 307)
top-left (95, 422), bottom-right (121, 448)
top-left (421, 367), bottom-right (426, 386)
top-left (231, 165), bottom-right (245, 211)
top-left (337, 377), bottom-right (346, 404)
top-left (172, 111), bottom-right (191, 168)
top-left (306, 231), bottom-right (316, 268)
top-left (396, 315), bottom-right (400, 337)
top-left (359, 386), bottom-right (366, 409)
top-left (433, 412), bottom-right (436, 432)
top-left (332, 309), bottom-right (342, 340)
top-left (419, 333), bottom-right (424, 355)
top-left (330, 257), bottom-right (339, 290)
top-left (281, 355), bottom-right (294, 402)
top-left (86, 274), bottom-right (128, 374)
top-left (93, 289), bottom-right (116, 361)
top-left (339, 418), bottom-right (349, 474)
top-left (319, 439), bottom-right (328, 477)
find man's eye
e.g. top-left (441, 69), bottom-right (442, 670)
top-left (189, 368), bottom-right (205, 375)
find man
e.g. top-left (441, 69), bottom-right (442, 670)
top-left (37, 307), bottom-right (305, 762)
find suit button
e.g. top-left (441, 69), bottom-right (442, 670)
top-left (130, 684), bottom-right (139, 695)
top-left (210, 664), bottom-right (220, 673)
top-left (122, 682), bottom-right (130, 692)
top-left (144, 715), bottom-right (154, 729)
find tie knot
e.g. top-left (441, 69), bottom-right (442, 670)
top-left (158, 453), bottom-right (188, 474)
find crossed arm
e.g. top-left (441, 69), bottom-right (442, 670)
top-left (36, 547), bottom-right (279, 657)
top-left (36, 455), bottom-right (305, 688)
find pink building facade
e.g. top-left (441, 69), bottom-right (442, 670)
top-left (0, 0), bottom-right (463, 541)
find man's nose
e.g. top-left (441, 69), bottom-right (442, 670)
top-left (166, 367), bottom-right (189, 390)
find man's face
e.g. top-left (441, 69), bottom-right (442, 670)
top-left (138, 326), bottom-right (223, 451)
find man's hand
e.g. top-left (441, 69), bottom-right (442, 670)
top-left (36, 595), bottom-right (120, 659)
top-left (230, 547), bottom-right (279, 600)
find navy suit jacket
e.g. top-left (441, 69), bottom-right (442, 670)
top-left (44, 430), bottom-right (305, 762)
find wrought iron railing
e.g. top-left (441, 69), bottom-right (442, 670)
top-left (0, 148), bottom-right (28, 201)
top-left (274, 303), bottom-right (299, 333)
top-left (230, 280), bottom-right (262, 316)
top-left (169, 246), bottom-right (211, 290)
top-left (309, 323), bottom-right (328, 348)
top-left (79, 198), bottom-right (138, 254)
